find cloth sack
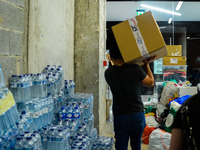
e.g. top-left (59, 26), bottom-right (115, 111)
top-left (147, 128), bottom-right (171, 150)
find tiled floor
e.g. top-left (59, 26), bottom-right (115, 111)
top-left (105, 122), bottom-right (148, 150)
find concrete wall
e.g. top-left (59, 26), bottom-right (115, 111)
top-left (74, 0), bottom-right (107, 133)
top-left (28, 0), bottom-right (75, 80)
top-left (0, 0), bottom-right (28, 87)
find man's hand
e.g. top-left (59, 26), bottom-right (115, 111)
top-left (144, 55), bottom-right (157, 64)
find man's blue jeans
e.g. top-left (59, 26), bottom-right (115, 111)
top-left (114, 112), bottom-right (146, 150)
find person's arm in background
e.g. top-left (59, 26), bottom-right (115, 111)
top-left (169, 128), bottom-right (184, 150)
top-left (141, 55), bottom-right (156, 87)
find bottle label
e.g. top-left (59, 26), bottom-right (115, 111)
top-left (31, 112), bottom-right (39, 118)
top-left (66, 113), bottom-right (73, 119)
top-left (73, 113), bottom-right (80, 119)
top-left (55, 138), bottom-right (64, 142)
top-left (42, 137), bottom-right (48, 141)
top-left (48, 137), bottom-right (54, 141)
top-left (35, 81), bottom-right (43, 85)
top-left (10, 83), bottom-right (17, 88)
top-left (17, 83), bottom-right (25, 88)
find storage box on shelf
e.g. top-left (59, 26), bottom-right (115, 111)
top-left (166, 45), bottom-right (182, 57)
top-left (163, 65), bottom-right (187, 83)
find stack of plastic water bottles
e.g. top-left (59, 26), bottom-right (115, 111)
top-left (92, 135), bottom-right (114, 150)
top-left (10, 65), bottom-right (67, 130)
top-left (14, 131), bottom-right (42, 150)
top-left (0, 64), bottom-right (21, 149)
top-left (40, 124), bottom-right (70, 150)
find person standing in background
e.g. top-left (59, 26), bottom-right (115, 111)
top-left (104, 42), bottom-right (156, 150)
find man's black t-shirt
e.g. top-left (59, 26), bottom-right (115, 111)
top-left (104, 63), bottom-right (147, 117)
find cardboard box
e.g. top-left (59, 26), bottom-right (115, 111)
top-left (178, 86), bottom-right (197, 97)
top-left (112, 11), bottom-right (168, 66)
top-left (166, 45), bottom-right (182, 56)
top-left (163, 56), bottom-right (186, 65)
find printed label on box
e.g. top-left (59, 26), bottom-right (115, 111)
top-left (170, 58), bottom-right (178, 64)
top-left (128, 18), bottom-right (150, 59)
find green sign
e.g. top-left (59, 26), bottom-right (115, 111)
top-left (136, 10), bottom-right (145, 16)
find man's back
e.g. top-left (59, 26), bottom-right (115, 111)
top-left (105, 63), bottom-right (147, 117)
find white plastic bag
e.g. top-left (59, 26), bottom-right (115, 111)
top-left (145, 115), bottom-right (158, 127)
top-left (147, 129), bottom-right (171, 150)
top-left (156, 102), bottom-right (167, 116)
top-left (160, 81), bottom-right (179, 106)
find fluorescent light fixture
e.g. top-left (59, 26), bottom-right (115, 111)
top-left (176, 1), bottom-right (183, 11)
top-left (140, 4), bottom-right (181, 16)
top-left (168, 18), bottom-right (172, 24)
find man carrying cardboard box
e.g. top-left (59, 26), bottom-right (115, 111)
top-left (104, 43), bottom-right (156, 150)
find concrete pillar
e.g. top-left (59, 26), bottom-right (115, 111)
top-left (28, 0), bottom-right (75, 79)
top-left (0, 0), bottom-right (28, 86)
top-left (74, 0), bottom-right (107, 134)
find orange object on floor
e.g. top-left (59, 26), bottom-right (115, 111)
top-left (142, 125), bottom-right (156, 144)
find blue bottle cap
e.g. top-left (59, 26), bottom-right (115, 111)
top-left (16, 137), bottom-right (22, 140)
top-left (26, 137), bottom-right (32, 140)
top-left (58, 65), bottom-right (62, 68)
top-left (21, 110), bottom-right (26, 114)
top-left (37, 73), bottom-right (41, 75)
top-left (57, 68), bottom-right (60, 71)
top-left (46, 76), bottom-right (49, 79)
top-left (12, 75), bottom-right (17, 77)
top-left (47, 65), bottom-right (50, 67)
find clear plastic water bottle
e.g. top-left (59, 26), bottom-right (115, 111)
top-left (17, 75), bottom-right (26, 102)
top-left (10, 75), bottom-right (20, 102)
top-left (31, 74), bottom-right (37, 99)
top-left (59, 106), bottom-right (66, 120)
top-left (72, 106), bottom-right (81, 125)
top-left (34, 74), bottom-right (43, 99)
top-left (14, 137), bottom-right (23, 150)
top-left (41, 73), bottom-right (47, 98)
top-left (47, 128), bottom-right (56, 150)
top-left (64, 82), bottom-right (71, 100)
top-left (55, 129), bottom-right (65, 150)
top-left (0, 63), bottom-right (5, 89)
top-left (69, 80), bottom-right (75, 97)
top-left (24, 137), bottom-right (35, 150)
top-left (21, 111), bottom-right (37, 132)
top-left (70, 120), bottom-right (77, 137)
top-left (57, 67), bottom-right (64, 90)
top-left (33, 131), bottom-right (42, 150)
top-left (41, 127), bottom-right (48, 150)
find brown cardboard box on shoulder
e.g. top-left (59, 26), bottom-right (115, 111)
top-left (112, 11), bottom-right (168, 66)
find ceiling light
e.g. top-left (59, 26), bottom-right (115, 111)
top-left (176, 1), bottom-right (183, 11)
top-left (168, 18), bottom-right (172, 24)
top-left (140, 4), bottom-right (181, 16)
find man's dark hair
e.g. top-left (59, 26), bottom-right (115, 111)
top-left (109, 42), bottom-right (123, 60)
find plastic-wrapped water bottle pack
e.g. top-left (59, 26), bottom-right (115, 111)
top-left (68, 93), bottom-right (94, 120)
top-left (40, 124), bottom-right (70, 150)
top-left (92, 135), bottom-right (114, 150)
top-left (14, 131), bottom-right (42, 150)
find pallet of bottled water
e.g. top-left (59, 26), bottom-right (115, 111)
top-left (14, 131), bottom-right (42, 150)
top-left (0, 89), bottom-right (20, 149)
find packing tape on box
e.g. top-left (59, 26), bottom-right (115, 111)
top-left (128, 18), bottom-right (151, 59)
top-left (0, 91), bottom-right (15, 115)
